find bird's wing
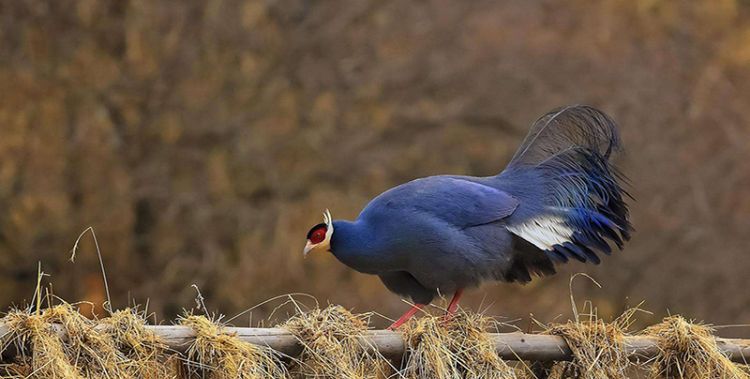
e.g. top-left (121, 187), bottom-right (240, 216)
top-left (370, 177), bottom-right (519, 228)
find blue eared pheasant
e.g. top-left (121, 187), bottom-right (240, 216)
top-left (303, 105), bottom-right (632, 329)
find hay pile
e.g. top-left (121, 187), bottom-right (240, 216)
top-left (0, 304), bottom-right (176, 379)
top-left (179, 313), bottom-right (288, 378)
top-left (645, 316), bottom-right (749, 379)
top-left (97, 309), bottom-right (178, 377)
top-left (400, 312), bottom-right (519, 379)
top-left (542, 307), bottom-right (634, 379)
top-left (0, 302), bottom-right (749, 378)
top-left (283, 305), bottom-right (389, 379)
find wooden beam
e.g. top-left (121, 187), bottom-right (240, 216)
top-left (145, 326), bottom-right (750, 362)
top-left (2, 323), bottom-right (749, 362)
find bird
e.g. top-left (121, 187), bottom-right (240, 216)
top-left (302, 105), bottom-right (632, 330)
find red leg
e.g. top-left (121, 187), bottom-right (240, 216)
top-left (387, 303), bottom-right (425, 330)
top-left (445, 288), bottom-right (464, 319)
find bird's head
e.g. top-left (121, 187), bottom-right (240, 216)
top-left (303, 209), bottom-right (334, 256)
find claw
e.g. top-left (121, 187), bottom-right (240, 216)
top-left (444, 288), bottom-right (464, 320)
top-left (387, 303), bottom-right (425, 330)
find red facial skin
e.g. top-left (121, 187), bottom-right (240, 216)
top-left (309, 226), bottom-right (327, 244)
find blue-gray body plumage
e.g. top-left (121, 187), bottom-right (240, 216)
top-left (328, 105), bottom-right (631, 304)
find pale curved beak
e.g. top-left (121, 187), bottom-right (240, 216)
top-left (303, 241), bottom-right (314, 257)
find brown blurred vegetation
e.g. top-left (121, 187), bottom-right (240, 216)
top-left (1, 0), bottom-right (749, 331)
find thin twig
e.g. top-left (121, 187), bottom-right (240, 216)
top-left (70, 227), bottom-right (113, 315)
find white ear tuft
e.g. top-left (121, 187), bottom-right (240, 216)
top-left (322, 209), bottom-right (334, 246)
top-left (323, 209), bottom-right (332, 226)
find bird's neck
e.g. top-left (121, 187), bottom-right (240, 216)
top-left (330, 220), bottom-right (386, 274)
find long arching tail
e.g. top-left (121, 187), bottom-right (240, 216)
top-left (500, 105), bottom-right (632, 265)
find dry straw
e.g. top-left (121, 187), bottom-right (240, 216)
top-left (645, 315), bottom-right (750, 379)
top-left (99, 309), bottom-right (178, 378)
top-left (3, 299), bottom-right (750, 379)
top-left (543, 305), bottom-right (634, 379)
top-left (400, 311), bottom-right (518, 379)
top-left (283, 305), bottom-right (389, 379)
top-left (0, 303), bottom-right (177, 379)
top-left (179, 313), bottom-right (288, 378)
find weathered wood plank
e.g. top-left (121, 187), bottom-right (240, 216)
top-left (142, 326), bottom-right (750, 362)
top-left (2, 323), bottom-right (748, 362)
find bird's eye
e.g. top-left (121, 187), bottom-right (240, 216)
top-left (307, 223), bottom-right (328, 244)
top-left (310, 228), bottom-right (326, 244)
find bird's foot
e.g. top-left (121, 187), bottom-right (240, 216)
top-left (436, 288), bottom-right (464, 325)
top-left (443, 288), bottom-right (464, 321)
top-left (387, 303), bottom-right (425, 330)
top-left (442, 313), bottom-right (456, 324)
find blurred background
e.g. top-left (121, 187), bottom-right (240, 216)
top-left (1, 0), bottom-right (749, 332)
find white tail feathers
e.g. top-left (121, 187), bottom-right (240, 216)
top-left (506, 215), bottom-right (574, 251)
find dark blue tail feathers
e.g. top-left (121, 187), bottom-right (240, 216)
top-left (503, 105), bottom-right (632, 265)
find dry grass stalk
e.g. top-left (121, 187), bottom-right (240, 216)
top-left (283, 305), bottom-right (389, 379)
top-left (2, 308), bottom-right (80, 378)
top-left (98, 308), bottom-right (179, 378)
top-left (543, 304), bottom-right (634, 379)
top-left (645, 316), bottom-right (749, 379)
top-left (1, 304), bottom-right (176, 379)
top-left (3, 300), bottom-right (750, 379)
top-left (179, 314), bottom-right (288, 379)
top-left (401, 311), bottom-right (518, 379)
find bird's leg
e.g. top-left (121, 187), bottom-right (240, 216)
top-left (387, 303), bottom-right (425, 330)
top-left (444, 288), bottom-right (464, 320)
